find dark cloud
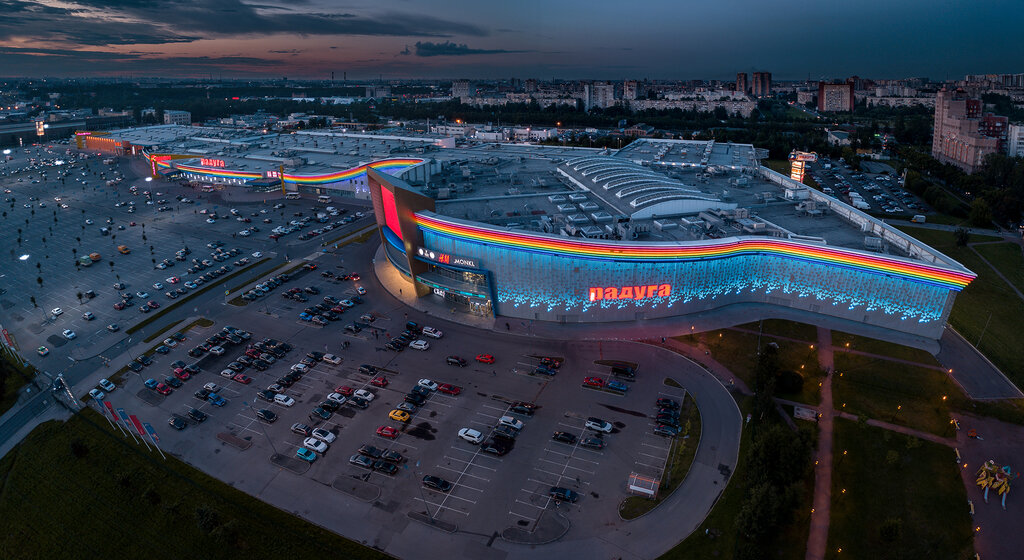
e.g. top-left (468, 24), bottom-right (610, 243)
top-left (407, 41), bottom-right (529, 57)
top-left (268, 49), bottom-right (304, 54)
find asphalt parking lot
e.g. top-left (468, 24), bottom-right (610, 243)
top-left (0, 144), bottom-right (372, 380)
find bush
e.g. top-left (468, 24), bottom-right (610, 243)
top-left (195, 504), bottom-right (221, 534)
top-left (776, 370), bottom-right (805, 394)
top-left (69, 440), bottom-right (89, 458)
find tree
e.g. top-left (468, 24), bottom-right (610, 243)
top-left (954, 227), bottom-right (971, 247)
top-left (36, 276), bottom-right (43, 288)
top-left (969, 198), bottom-right (993, 228)
top-left (76, 292), bottom-right (83, 304)
top-left (29, 296), bottom-right (37, 308)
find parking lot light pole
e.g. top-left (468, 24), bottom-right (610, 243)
top-left (418, 483), bottom-right (436, 524)
top-left (244, 400), bottom-right (280, 457)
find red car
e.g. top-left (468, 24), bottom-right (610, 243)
top-left (377, 426), bottom-right (399, 438)
top-left (245, 349), bottom-right (262, 359)
top-left (155, 383), bottom-right (172, 395)
top-left (232, 373), bottom-right (252, 384)
top-left (438, 383), bottom-right (462, 396)
top-left (350, 273), bottom-right (360, 281)
top-left (583, 376), bottom-right (605, 388)
top-left (173, 368), bottom-right (191, 381)
top-left (147, 300), bottom-right (160, 309)
top-left (167, 276), bottom-right (180, 284)
top-left (129, 221), bottom-right (137, 226)
top-left (331, 306), bottom-right (346, 313)
top-left (540, 357), bottom-right (562, 369)
top-left (370, 376), bottom-right (389, 388)
top-left (113, 302), bottom-right (126, 310)
top-left (475, 354), bottom-right (495, 364)
top-left (336, 385), bottom-right (354, 397)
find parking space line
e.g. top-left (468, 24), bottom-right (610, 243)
top-left (513, 499), bottom-right (548, 511)
top-left (543, 448), bottom-right (601, 465)
top-left (442, 455), bottom-right (498, 471)
top-left (411, 497), bottom-right (470, 516)
top-left (536, 457), bottom-right (595, 475)
top-left (433, 465), bottom-right (491, 481)
top-left (507, 510), bottom-right (538, 520)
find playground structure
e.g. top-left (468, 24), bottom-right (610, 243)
top-left (975, 460), bottom-right (1016, 510)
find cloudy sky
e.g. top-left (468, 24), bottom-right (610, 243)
top-left (0, 0), bottom-right (1020, 80)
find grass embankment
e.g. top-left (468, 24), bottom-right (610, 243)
top-left (126, 259), bottom-right (270, 335)
top-left (678, 320), bottom-right (824, 406)
top-left (831, 331), bottom-right (939, 365)
top-left (0, 411), bottom-right (388, 560)
top-left (620, 393), bottom-right (702, 519)
top-left (897, 226), bottom-right (1024, 390)
top-left (826, 418), bottom-right (974, 560)
top-left (972, 241), bottom-right (1024, 294)
top-left (0, 349), bottom-right (37, 416)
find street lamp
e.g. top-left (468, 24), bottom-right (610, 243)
top-left (243, 401), bottom-right (280, 456)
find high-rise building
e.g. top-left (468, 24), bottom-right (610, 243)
top-left (451, 80), bottom-right (472, 99)
top-left (623, 80), bottom-right (640, 100)
top-left (932, 89), bottom-right (1007, 173)
top-left (163, 110), bottom-right (191, 125)
top-left (1007, 123), bottom-right (1024, 158)
top-left (525, 79), bottom-right (538, 93)
top-left (584, 82), bottom-right (615, 110)
top-left (736, 72), bottom-right (749, 94)
top-left (751, 72), bottom-right (771, 97)
top-left (817, 82), bottom-right (855, 112)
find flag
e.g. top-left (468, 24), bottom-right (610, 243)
top-left (103, 401), bottom-right (118, 421)
top-left (129, 415), bottom-right (146, 438)
top-left (116, 407), bottom-right (131, 424)
top-left (142, 422), bottom-right (160, 444)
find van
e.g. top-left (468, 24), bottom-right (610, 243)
top-left (317, 195), bottom-right (331, 204)
top-left (285, 192), bottom-right (301, 200)
top-left (911, 214), bottom-right (926, 224)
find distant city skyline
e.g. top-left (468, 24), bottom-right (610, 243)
top-left (0, 0), bottom-right (1021, 80)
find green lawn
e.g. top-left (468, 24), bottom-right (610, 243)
top-left (0, 353), bottom-right (34, 417)
top-left (678, 329), bottom-right (823, 406)
top-left (831, 331), bottom-right (940, 365)
top-left (827, 418), bottom-right (974, 560)
top-left (897, 226), bottom-right (1024, 390)
top-left (620, 394), bottom-right (702, 519)
top-left (0, 411), bottom-right (388, 560)
top-left (736, 319), bottom-right (819, 342)
top-left (972, 241), bottom-right (1024, 295)
top-left (832, 353), bottom-right (955, 437)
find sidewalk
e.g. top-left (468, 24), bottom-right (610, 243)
top-left (805, 327), bottom-right (834, 560)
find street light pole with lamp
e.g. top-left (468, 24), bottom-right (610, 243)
top-left (243, 400), bottom-right (280, 457)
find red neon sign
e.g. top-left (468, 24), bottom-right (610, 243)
top-left (589, 284), bottom-right (671, 302)
top-left (200, 158), bottom-right (225, 167)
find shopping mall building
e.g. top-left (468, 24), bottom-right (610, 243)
top-left (78, 124), bottom-right (974, 341)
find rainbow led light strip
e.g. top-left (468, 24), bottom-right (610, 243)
top-left (283, 158), bottom-right (423, 184)
top-left (415, 214), bottom-right (975, 291)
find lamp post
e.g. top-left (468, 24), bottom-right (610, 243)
top-left (244, 400), bottom-right (280, 456)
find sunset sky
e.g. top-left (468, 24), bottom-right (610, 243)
top-left (0, 0), bottom-right (1020, 80)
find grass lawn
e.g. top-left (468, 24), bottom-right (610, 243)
top-left (736, 318), bottom-right (819, 342)
top-left (827, 418), bottom-right (974, 560)
top-left (972, 241), bottom-right (1024, 295)
top-left (660, 397), bottom-right (813, 560)
top-left (620, 394), bottom-right (702, 519)
top-left (831, 331), bottom-right (940, 365)
top-left (832, 353), bottom-right (956, 437)
top-left (678, 329), bottom-right (823, 406)
top-left (0, 353), bottom-right (35, 417)
top-left (0, 411), bottom-right (388, 560)
top-left (897, 226), bottom-right (1024, 390)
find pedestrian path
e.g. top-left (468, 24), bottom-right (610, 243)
top-left (805, 327), bottom-right (834, 560)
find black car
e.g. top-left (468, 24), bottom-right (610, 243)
top-left (480, 439), bottom-right (511, 456)
top-left (184, 364), bottom-right (201, 374)
top-left (493, 425), bottom-right (518, 441)
top-left (404, 393), bottom-right (426, 406)
top-left (291, 423), bottom-right (313, 436)
top-left (533, 366), bottom-right (557, 376)
top-left (656, 398), bottom-right (680, 410)
top-left (580, 437), bottom-right (606, 450)
top-left (187, 408), bottom-right (208, 422)
top-left (170, 360), bottom-right (187, 370)
top-left (194, 388), bottom-right (211, 400)
top-left (256, 409), bottom-right (277, 423)
top-left (171, 332), bottom-right (187, 342)
top-left (373, 460), bottom-right (398, 475)
top-left (319, 400), bottom-right (340, 412)
top-left (304, 286), bottom-right (320, 294)
top-left (359, 445), bottom-right (383, 459)
top-left (611, 364), bottom-right (636, 379)
top-left (276, 342), bottom-right (294, 352)
top-left (168, 416), bottom-right (187, 430)
top-left (252, 360), bottom-right (269, 371)
top-left (310, 407), bottom-right (332, 420)
top-left (163, 376), bottom-right (183, 388)
top-left (307, 351), bottom-right (325, 361)
top-left (552, 431), bottom-right (577, 444)
top-left (226, 362), bottom-right (245, 372)
top-left (405, 321), bottom-right (421, 333)
top-left (422, 475), bottom-right (452, 492)
top-left (236, 355), bottom-right (253, 366)
top-left (136, 355), bottom-right (153, 366)
top-left (411, 385), bottom-right (431, 398)
top-left (381, 450), bottom-right (405, 463)
top-left (359, 364), bottom-right (377, 374)
top-left (128, 361), bottom-right (144, 373)
top-left (653, 424), bottom-right (679, 437)
top-left (446, 356), bottom-right (467, 367)
top-left (256, 389), bottom-right (277, 402)
top-left (348, 396), bottom-right (369, 409)
top-left (509, 401), bottom-right (539, 416)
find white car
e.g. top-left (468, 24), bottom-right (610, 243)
top-left (326, 392), bottom-right (347, 405)
top-left (422, 327), bottom-right (443, 339)
top-left (153, 283), bottom-right (164, 290)
top-left (208, 345), bottom-right (225, 355)
top-left (62, 329), bottom-right (76, 340)
top-left (458, 428), bottom-right (484, 444)
top-left (338, 300), bottom-right (354, 308)
top-left (98, 378), bottom-right (116, 392)
top-left (311, 428), bottom-right (336, 444)
top-left (409, 340), bottom-right (430, 351)
top-left (274, 394), bottom-right (295, 407)
top-left (322, 354), bottom-right (341, 365)
top-left (136, 291), bottom-right (149, 298)
top-left (303, 437), bottom-right (328, 453)
top-left (51, 307), bottom-right (63, 316)
top-left (290, 363), bottom-right (308, 373)
top-left (498, 416), bottom-right (524, 431)
top-left (417, 379), bottom-right (438, 391)
top-left (238, 230), bottom-right (251, 237)
top-left (204, 382), bottom-right (221, 393)
top-left (184, 281), bottom-right (197, 289)
top-left (353, 389), bottom-right (375, 401)
top-left (252, 251), bottom-right (262, 258)
top-left (220, 369), bottom-right (235, 378)
top-left (85, 219), bottom-right (94, 225)
top-left (88, 389), bottom-right (105, 400)
top-left (206, 218), bottom-right (216, 224)
top-left (356, 286), bottom-right (366, 295)
top-left (585, 417), bottom-right (613, 433)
